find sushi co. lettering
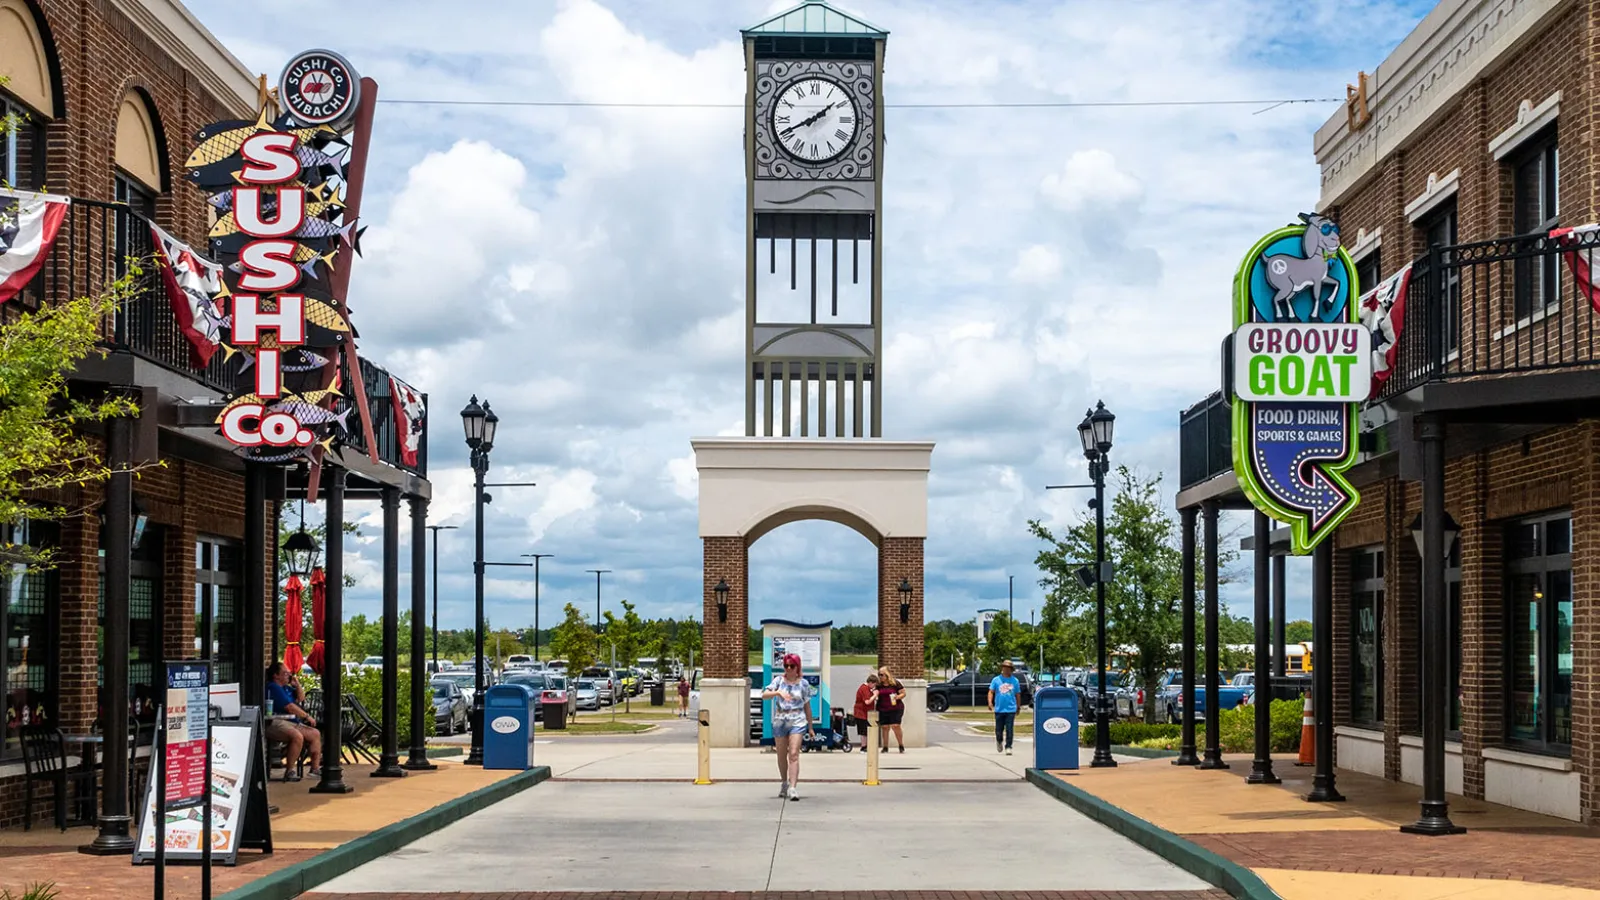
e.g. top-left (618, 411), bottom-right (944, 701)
top-left (219, 135), bottom-right (316, 449)
top-left (1231, 322), bottom-right (1372, 403)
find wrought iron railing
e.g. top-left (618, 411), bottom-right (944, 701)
top-left (28, 198), bottom-right (426, 476)
top-left (1376, 228), bottom-right (1600, 400)
top-left (1178, 390), bottom-right (1232, 490)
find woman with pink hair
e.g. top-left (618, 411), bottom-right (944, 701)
top-left (761, 652), bottom-right (815, 801)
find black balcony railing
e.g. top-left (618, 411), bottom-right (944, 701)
top-left (1377, 229), bottom-right (1600, 400)
top-left (1179, 390), bottom-right (1232, 490)
top-left (31, 197), bottom-right (426, 477)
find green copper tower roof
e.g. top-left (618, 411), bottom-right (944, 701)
top-left (742, 0), bottom-right (887, 38)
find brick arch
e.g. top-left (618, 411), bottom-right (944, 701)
top-left (112, 83), bottom-right (171, 194)
top-left (0, 0), bottom-right (66, 118)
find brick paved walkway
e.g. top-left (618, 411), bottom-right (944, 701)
top-left (1057, 755), bottom-right (1600, 899)
top-left (300, 883), bottom-right (1228, 890)
top-left (0, 846), bottom-right (316, 898)
top-left (303, 892), bottom-right (1233, 900)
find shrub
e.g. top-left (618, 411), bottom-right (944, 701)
top-left (2, 884), bottom-right (61, 900)
top-left (1081, 700), bottom-right (1302, 754)
top-left (296, 669), bottom-right (435, 747)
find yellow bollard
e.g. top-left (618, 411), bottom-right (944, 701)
top-left (695, 708), bottom-right (712, 784)
top-left (864, 710), bottom-right (880, 786)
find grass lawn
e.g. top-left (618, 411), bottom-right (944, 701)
top-left (938, 710), bottom-right (1035, 722)
top-left (745, 652), bottom-right (879, 666)
top-left (546, 720), bottom-right (655, 735)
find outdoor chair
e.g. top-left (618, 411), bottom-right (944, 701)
top-left (19, 726), bottom-right (97, 832)
top-left (266, 693), bottom-right (318, 780)
top-left (341, 695), bottom-right (381, 765)
top-left (128, 722), bottom-right (155, 825)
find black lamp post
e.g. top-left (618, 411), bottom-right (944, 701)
top-left (714, 579), bottom-right (729, 623)
top-left (898, 578), bottom-right (912, 623)
top-left (1079, 400), bottom-right (1117, 769)
top-left (1404, 509), bottom-right (1464, 835)
top-left (426, 525), bottom-right (458, 673)
top-left (461, 395), bottom-right (497, 766)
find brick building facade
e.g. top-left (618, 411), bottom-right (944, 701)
top-left (1314, 0), bottom-right (1597, 823)
top-left (1, 0), bottom-right (430, 832)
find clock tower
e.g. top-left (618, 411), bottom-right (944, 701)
top-left (742, 0), bottom-right (886, 438)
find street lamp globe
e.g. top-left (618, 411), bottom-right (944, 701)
top-left (1090, 400), bottom-right (1115, 455)
top-left (460, 395), bottom-right (487, 448)
top-left (282, 527), bottom-right (321, 576)
top-left (1077, 409), bottom-right (1096, 458)
top-left (482, 401), bottom-right (499, 451)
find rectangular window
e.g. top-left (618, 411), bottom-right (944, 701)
top-left (1505, 512), bottom-right (1571, 754)
top-left (1355, 249), bottom-right (1381, 299)
top-left (1510, 128), bottom-right (1559, 320)
top-left (1, 95), bottom-right (45, 191)
top-left (1349, 545), bottom-right (1385, 725)
top-left (98, 523), bottom-right (164, 728)
top-left (1418, 203), bottom-right (1460, 358)
top-left (196, 537), bottom-right (243, 684)
top-left (2, 520), bottom-right (59, 760)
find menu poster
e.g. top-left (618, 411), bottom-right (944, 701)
top-left (164, 662), bottom-right (210, 810)
top-left (133, 713), bottom-right (273, 866)
top-left (771, 636), bottom-right (821, 670)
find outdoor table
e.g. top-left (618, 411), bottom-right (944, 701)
top-left (61, 733), bottom-right (103, 826)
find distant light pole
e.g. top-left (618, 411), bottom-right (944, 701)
top-left (587, 568), bottom-right (611, 631)
top-left (426, 525), bottom-right (458, 673)
top-left (522, 553), bottom-right (554, 660)
top-left (461, 396), bottom-right (498, 766)
top-left (1008, 574), bottom-right (1015, 620)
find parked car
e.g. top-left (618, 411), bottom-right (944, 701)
top-left (573, 679), bottom-right (602, 711)
top-left (430, 679), bottom-right (469, 735)
top-left (501, 671), bottom-right (577, 721)
top-left (581, 666), bottom-right (617, 704)
top-left (359, 655), bottom-right (384, 670)
top-left (1074, 669), bottom-right (1133, 719)
top-left (1172, 681), bottom-right (1252, 722)
top-left (748, 667), bottom-right (765, 738)
top-left (505, 654), bottom-right (538, 671)
top-left (925, 670), bottom-right (1034, 712)
top-left (433, 671), bottom-right (482, 708)
top-left (426, 659), bottom-right (456, 675)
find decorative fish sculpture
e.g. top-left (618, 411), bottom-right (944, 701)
top-left (225, 245), bottom-right (336, 280)
top-left (187, 108), bottom-right (339, 170)
top-left (268, 400), bottom-right (352, 429)
top-left (237, 436), bottom-right (334, 464)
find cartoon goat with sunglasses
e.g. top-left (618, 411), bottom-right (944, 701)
top-left (1264, 213), bottom-right (1343, 321)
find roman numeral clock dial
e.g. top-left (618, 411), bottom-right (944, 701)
top-left (772, 77), bottom-right (858, 164)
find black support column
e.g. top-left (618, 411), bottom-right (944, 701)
top-left (312, 467), bottom-right (352, 794)
top-left (374, 486), bottom-right (405, 777)
top-left (1402, 416), bottom-right (1463, 834)
top-left (242, 464), bottom-right (268, 709)
top-left (1175, 505), bottom-right (1199, 766)
top-left (404, 496), bottom-right (436, 770)
top-left (1272, 552), bottom-right (1286, 679)
top-left (1199, 500), bottom-right (1228, 769)
top-left (1247, 511), bottom-right (1280, 784)
top-left (82, 410), bottom-right (134, 855)
top-left (1307, 538), bottom-right (1344, 802)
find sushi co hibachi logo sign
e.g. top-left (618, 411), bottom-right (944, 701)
top-left (186, 50), bottom-right (364, 461)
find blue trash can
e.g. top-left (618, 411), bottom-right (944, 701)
top-left (1033, 686), bottom-right (1080, 770)
top-left (483, 683), bottom-right (536, 770)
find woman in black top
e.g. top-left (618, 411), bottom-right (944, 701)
top-left (875, 666), bottom-right (907, 753)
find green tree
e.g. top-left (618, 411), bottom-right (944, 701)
top-left (0, 227), bottom-right (144, 567)
top-left (1031, 467), bottom-right (1233, 723)
top-left (549, 603), bottom-right (597, 676)
top-left (672, 618), bottom-right (702, 670)
top-left (1285, 620), bottom-right (1313, 643)
top-left (979, 612), bottom-right (1024, 672)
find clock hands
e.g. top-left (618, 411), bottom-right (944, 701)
top-left (779, 100), bottom-right (840, 138)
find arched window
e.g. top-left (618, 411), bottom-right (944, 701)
top-left (113, 90), bottom-right (164, 216)
top-left (0, 0), bottom-right (57, 190)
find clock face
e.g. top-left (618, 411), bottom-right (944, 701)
top-left (771, 77), bottom-right (858, 164)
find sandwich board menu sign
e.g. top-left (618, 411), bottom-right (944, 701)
top-left (134, 700), bottom-right (273, 866)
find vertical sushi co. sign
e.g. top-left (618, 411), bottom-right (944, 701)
top-left (187, 50), bottom-right (364, 460)
top-left (1230, 213), bottom-right (1371, 555)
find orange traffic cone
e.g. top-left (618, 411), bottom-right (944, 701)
top-left (1295, 692), bottom-right (1315, 767)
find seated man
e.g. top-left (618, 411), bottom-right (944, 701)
top-left (265, 662), bottom-right (322, 782)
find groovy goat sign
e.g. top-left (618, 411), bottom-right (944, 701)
top-left (1230, 214), bottom-right (1368, 555)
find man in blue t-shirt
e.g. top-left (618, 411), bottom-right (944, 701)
top-left (265, 662), bottom-right (322, 781)
top-left (988, 659), bottom-right (1022, 755)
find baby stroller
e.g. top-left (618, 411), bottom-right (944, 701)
top-left (801, 707), bottom-right (854, 753)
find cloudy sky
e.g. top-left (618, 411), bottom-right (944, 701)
top-left (186, 0), bottom-right (1432, 635)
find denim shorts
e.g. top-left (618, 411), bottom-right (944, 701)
top-left (771, 717), bottom-right (809, 738)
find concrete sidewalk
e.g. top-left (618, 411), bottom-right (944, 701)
top-left (313, 778), bottom-right (1214, 894)
top-left (1054, 753), bottom-right (1600, 899)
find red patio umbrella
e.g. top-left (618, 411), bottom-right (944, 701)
top-left (306, 567), bottom-right (328, 675)
top-left (283, 573), bottom-right (306, 674)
